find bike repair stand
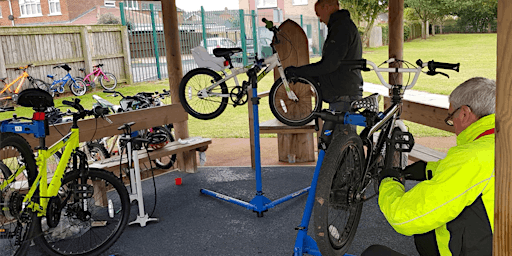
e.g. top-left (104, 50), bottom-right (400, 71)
top-left (120, 123), bottom-right (159, 227)
top-left (200, 68), bottom-right (310, 217)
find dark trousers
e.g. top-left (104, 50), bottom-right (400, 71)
top-left (361, 245), bottom-right (407, 256)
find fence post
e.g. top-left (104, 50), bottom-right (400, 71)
top-left (80, 26), bottom-right (93, 76)
top-left (0, 42), bottom-right (6, 78)
top-left (251, 10), bottom-right (258, 59)
top-left (239, 9), bottom-right (247, 66)
top-left (120, 2), bottom-right (126, 25)
top-left (150, 4), bottom-right (161, 80)
top-left (201, 6), bottom-right (207, 51)
top-left (318, 19), bottom-right (323, 52)
top-left (300, 14), bottom-right (303, 28)
top-left (121, 26), bottom-right (133, 84)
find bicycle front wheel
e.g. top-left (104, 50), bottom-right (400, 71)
top-left (0, 133), bottom-right (38, 256)
top-left (269, 76), bottom-right (322, 126)
top-left (179, 68), bottom-right (228, 120)
top-left (314, 129), bottom-right (365, 256)
top-left (99, 72), bottom-right (117, 90)
top-left (70, 79), bottom-right (87, 96)
top-left (31, 168), bottom-right (130, 256)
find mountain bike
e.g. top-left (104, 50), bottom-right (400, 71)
top-left (179, 18), bottom-right (321, 126)
top-left (76, 64), bottom-right (117, 91)
top-left (0, 64), bottom-right (49, 109)
top-left (44, 64), bottom-right (87, 97)
top-left (0, 89), bottom-right (130, 256)
top-left (293, 58), bottom-right (459, 256)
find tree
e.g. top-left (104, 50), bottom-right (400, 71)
top-left (338, 0), bottom-right (388, 47)
top-left (446, 0), bottom-right (497, 33)
top-left (97, 13), bottom-right (121, 25)
top-left (405, 0), bottom-right (446, 39)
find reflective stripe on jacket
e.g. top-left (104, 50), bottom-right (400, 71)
top-left (379, 114), bottom-right (495, 256)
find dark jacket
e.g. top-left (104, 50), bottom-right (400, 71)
top-left (294, 10), bottom-right (363, 102)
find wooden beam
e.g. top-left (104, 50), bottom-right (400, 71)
top-left (495, 1), bottom-right (512, 255)
top-left (387, 0), bottom-right (404, 109)
top-left (21, 104), bottom-right (188, 148)
top-left (161, 0), bottom-right (195, 173)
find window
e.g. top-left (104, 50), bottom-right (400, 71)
top-left (125, 0), bottom-right (138, 10)
top-left (140, 2), bottom-right (162, 11)
top-left (256, 0), bottom-right (277, 8)
top-left (104, 0), bottom-right (116, 7)
top-left (19, 0), bottom-right (42, 17)
top-left (48, 0), bottom-right (61, 15)
top-left (0, 6), bottom-right (2, 18)
top-left (292, 0), bottom-right (308, 5)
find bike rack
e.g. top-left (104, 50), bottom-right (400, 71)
top-left (200, 84), bottom-right (310, 217)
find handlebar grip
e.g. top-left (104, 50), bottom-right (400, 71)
top-left (62, 100), bottom-right (74, 106)
top-left (93, 106), bottom-right (110, 116)
top-left (103, 90), bottom-right (115, 93)
top-left (262, 18), bottom-right (274, 30)
top-left (428, 61), bottom-right (460, 72)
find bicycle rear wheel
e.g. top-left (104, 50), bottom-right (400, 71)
top-left (179, 68), bottom-right (228, 120)
top-left (31, 79), bottom-right (50, 94)
top-left (314, 129), bottom-right (365, 256)
top-left (269, 76), bottom-right (322, 126)
top-left (31, 168), bottom-right (130, 256)
top-left (0, 133), bottom-right (38, 256)
top-left (99, 72), bottom-right (117, 90)
top-left (0, 92), bottom-right (14, 109)
top-left (149, 126), bottom-right (176, 170)
top-left (70, 79), bottom-right (87, 96)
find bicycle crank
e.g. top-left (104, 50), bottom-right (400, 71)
top-left (230, 86), bottom-right (248, 106)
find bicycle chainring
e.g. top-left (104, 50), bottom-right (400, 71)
top-left (46, 196), bottom-right (64, 228)
top-left (230, 86), bottom-right (248, 106)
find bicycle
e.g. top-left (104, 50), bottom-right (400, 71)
top-left (0, 64), bottom-right (49, 109)
top-left (179, 18), bottom-right (321, 126)
top-left (45, 64), bottom-right (87, 97)
top-left (0, 89), bottom-right (130, 256)
top-left (293, 58), bottom-right (459, 256)
top-left (76, 64), bottom-right (117, 91)
top-left (93, 89), bottom-right (176, 169)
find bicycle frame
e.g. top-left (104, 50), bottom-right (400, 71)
top-left (50, 73), bottom-right (78, 91)
top-left (0, 71), bottom-right (30, 99)
top-left (83, 67), bottom-right (107, 84)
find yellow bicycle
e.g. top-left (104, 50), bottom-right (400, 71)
top-left (0, 64), bottom-right (49, 109)
top-left (0, 89), bottom-right (130, 256)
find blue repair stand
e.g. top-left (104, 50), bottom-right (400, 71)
top-left (200, 81), bottom-right (310, 217)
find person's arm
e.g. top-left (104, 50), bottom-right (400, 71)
top-left (293, 24), bottom-right (351, 77)
top-left (378, 145), bottom-right (494, 236)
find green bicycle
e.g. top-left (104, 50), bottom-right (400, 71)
top-left (0, 89), bottom-right (130, 256)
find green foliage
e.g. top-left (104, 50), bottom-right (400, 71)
top-left (97, 13), bottom-right (121, 25)
top-left (451, 0), bottom-right (497, 33)
top-left (338, 0), bottom-right (388, 47)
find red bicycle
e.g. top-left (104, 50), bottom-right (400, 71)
top-left (76, 63), bottom-right (117, 91)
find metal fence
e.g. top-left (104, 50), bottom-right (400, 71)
top-left (119, 2), bottom-right (325, 83)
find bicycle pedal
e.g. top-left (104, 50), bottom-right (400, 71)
top-left (72, 184), bottom-right (94, 199)
top-left (389, 131), bottom-right (414, 153)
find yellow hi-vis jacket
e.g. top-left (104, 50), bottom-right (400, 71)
top-left (379, 114), bottom-right (495, 256)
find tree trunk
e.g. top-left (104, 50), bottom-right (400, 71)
top-left (440, 24), bottom-right (443, 34)
top-left (432, 23), bottom-right (436, 36)
top-left (421, 21), bottom-right (426, 39)
top-left (426, 20), bottom-right (430, 38)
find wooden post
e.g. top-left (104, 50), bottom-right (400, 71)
top-left (248, 89), bottom-right (256, 169)
top-left (387, 0), bottom-right (403, 109)
top-left (495, 1), bottom-right (512, 255)
top-left (121, 26), bottom-right (133, 84)
top-left (80, 26), bottom-right (93, 75)
top-left (161, 0), bottom-right (195, 173)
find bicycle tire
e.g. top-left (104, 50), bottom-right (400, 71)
top-left (99, 72), bottom-right (117, 90)
top-left (31, 79), bottom-right (51, 95)
top-left (0, 133), bottom-right (38, 256)
top-left (86, 142), bottom-right (111, 162)
top-left (269, 76), bottom-right (322, 126)
top-left (70, 79), bottom-right (87, 96)
top-left (314, 129), bottom-right (365, 256)
top-left (178, 68), bottom-right (229, 120)
top-left (150, 126), bottom-right (176, 170)
top-left (31, 168), bottom-right (130, 256)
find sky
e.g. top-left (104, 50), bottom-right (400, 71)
top-left (176, 0), bottom-right (240, 12)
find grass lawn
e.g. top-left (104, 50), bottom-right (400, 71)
top-left (1, 33), bottom-right (496, 139)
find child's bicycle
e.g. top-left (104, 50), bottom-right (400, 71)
top-left (76, 64), bottom-right (117, 91)
top-left (0, 64), bottom-right (49, 108)
top-left (179, 18), bottom-right (321, 126)
top-left (0, 89), bottom-right (130, 256)
top-left (292, 58), bottom-right (459, 256)
top-left (45, 64), bottom-right (88, 97)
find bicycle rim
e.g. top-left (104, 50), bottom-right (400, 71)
top-left (70, 80), bottom-right (87, 96)
top-left (33, 168), bottom-right (130, 256)
top-left (100, 73), bottom-right (117, 90)
top-left (314, 131), bottom-right (364, 256)
top-left (0, 134), bottom-right (37, 256)
top-left (270, 77), bottom-right (321, 126)
top-left (179, 68), bottom-right (228, 120)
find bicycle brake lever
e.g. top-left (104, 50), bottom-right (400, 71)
top-left (438, 71), bottom-right (450, 78)
top-left (103, 116), bottom-right (113, 124)
top-left (314, 117), bottom-right (319, 131)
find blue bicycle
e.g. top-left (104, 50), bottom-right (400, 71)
top-left (45, 64), bottom-right (87, 97)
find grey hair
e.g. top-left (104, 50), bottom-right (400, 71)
top-left (449, 77), bottom-right (496, 118)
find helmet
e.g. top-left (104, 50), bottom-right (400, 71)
top-left (147, 132), bottom-right (168, 150)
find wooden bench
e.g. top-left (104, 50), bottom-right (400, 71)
top-left (408, 143), bottom-right (447, 162)
top-left (89, 137), bottom-right (212, 173)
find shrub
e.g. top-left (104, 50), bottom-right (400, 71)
top-left (97, 13), bottom-right (121, 25)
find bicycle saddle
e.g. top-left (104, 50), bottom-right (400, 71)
top-left (17, 88), bottom-right (54, 110)
top-left (55, 64), bottom-right (72, 72)
top-left (213, 48), bottom-right (243, 58)
top-left (350, 93), bottom-right (379, 113)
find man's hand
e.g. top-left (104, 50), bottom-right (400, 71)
top-left (285, 66), bottom-right (299, 79)
top-left (402, 161), bottom-right (432, 181)
top-left (379, 168), bottom-right (404, 186)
